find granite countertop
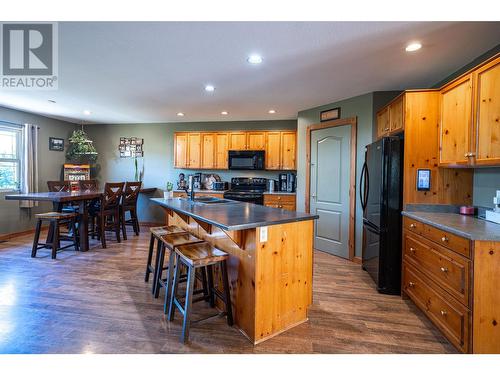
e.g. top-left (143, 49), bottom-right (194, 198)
top-left (173, 189), bottom-right (228, 193)
top-left (402, 211), bottom-right (500, 241)
top-left (150, 197), bottom-right (318, 231)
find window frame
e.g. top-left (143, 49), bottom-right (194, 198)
top-left (0, 123), bottom-right (24, 193)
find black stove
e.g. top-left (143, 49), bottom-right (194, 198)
top-left (223, 177), bottom-right (267, 205)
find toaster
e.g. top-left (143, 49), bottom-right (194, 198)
top-left (212, 181), bottom-right (228, 191)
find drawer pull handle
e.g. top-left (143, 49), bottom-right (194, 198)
top-left (440, 310), bottom-right (447, 316)
top-left (440, 267), bottom-right (448, 273)
top-left (408, 282), bottom-right (415, 287)
top-left (409, 247), bottom-right (416, 253)
top-left (441, 236), bottom-right (449, 242)
top-left (410, 223), bottom-right (416, 229)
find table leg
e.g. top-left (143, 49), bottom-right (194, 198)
top-left (78, 200), bottom-right (90, 252)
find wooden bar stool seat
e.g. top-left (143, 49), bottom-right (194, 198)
top-left (145, 225), bottom-right (186, 285)
top-left (31, 212), bottom-right (79, 259)
top-left (168, 242), bottom-right (234, 343)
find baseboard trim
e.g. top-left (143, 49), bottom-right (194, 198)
top-left (0, 226), bottom-right (48, 242)
top-left (353, 256), bottom-right (362, 264)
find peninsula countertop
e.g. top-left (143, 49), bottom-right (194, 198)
top-left (150, 197), bottom-right (318, 231)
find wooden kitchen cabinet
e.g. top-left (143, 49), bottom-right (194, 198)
top-left (247, 132), bottom-right (266, 150)
top-left (280, 131), bottom-right (297, 170)
top-left (201, 133), bottom-right (216, 169)
top-left (263, 194), bottom-right (296, 211)
top-left (439, 74), bottom-right (473, 166)
top-left (474, 57), bottom-right (500, 166)
top-left (389, 95), bottom-right (404, 132)
top-left (265, 132), bottom-right (281, 170)
top-left (376, 107), bottom-right (390, 138)
top-left (174, 132), bottom-right (188, 168)
top-left (229, 132), bottom-right (247, 150)
top-left (187, 133), bottom-right (201, 169)
top-left (215, 132), bottom-right (229, 169)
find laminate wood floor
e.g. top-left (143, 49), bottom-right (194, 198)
top-left (0, 227), bottom-right (457, 354)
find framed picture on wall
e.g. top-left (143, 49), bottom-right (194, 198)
top-left (49, 137), bottom-right (64, 151)
top-left (320, 107), bottom-right (341, 122)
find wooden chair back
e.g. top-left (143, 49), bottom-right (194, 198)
top-left (47, 180), bottom-right (71, 192)
top-left (78, 179), bottom-right (98, 192)
top-left (122, 181), bottom-right (142, 207)
top-left (102, 182), bottom-right (125, 211)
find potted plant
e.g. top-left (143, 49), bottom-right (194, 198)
top-left (164, 182), bottom-right (174, 199)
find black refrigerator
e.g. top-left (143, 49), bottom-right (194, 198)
top-left (360, 136), bottom-right (403, 295)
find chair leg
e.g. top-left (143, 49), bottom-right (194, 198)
top-left (91, 215), bottom-right (95, 239)
top-left (145, 234), bottom-right (155, 282)
top-left (31, 219), bottom-right (42, 258)
top-left (121, 208), bottom-right (127, 241)
top-left (168, 253), bottom-right (181, 322)
top-left (181, 265), bottom-right (196, 343)
top-left (206, 264), bottom-right (215, 308)
top-left (72, 218), bottom-right (79, 251)
top-left (115, 211), bottom-right (121, 243)
top-left (163, 250), bottom-right (176, 314)
top-left (100, 215), bottom-right (107, 249)
top-left (154, 243), bottom-right (166, 298)
top-left (221, 260), bottom-right (234, 326)
top-left (52, 222), bottom-right (60, 260)
top-left (132, 209), bottom-right (140, 235)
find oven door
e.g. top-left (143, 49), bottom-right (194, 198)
top-left (228, 150), bottom-right (265, 170)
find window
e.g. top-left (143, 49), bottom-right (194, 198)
top-left (0, 124), bottom-right (23, 191)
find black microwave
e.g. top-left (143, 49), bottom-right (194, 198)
top-left (228, 150), bottom-right (265, 170)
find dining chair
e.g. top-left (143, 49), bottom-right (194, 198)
top-left (93, 182), bottom-right (125, 248)
top-left (120, 181), bottom-right (142, 240)
top-left (47, 180), bottom-right (76, 213)
top-left (78, 179), bottom-right (98, 192)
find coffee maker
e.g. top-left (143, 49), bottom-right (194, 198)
top-left (279, 173), bottom-right (296, 192)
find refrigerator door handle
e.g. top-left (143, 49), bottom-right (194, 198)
top-left (360, 161), bottom-right (369, 211)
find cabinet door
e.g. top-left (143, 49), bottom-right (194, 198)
top-left (174, 133), bottom-right (188, 168)
top-left (474, 58), bottom-right (500, 166)
top-left (281, 132), bottom-right (297, 170)
top-left (187, 133), bottom-right (201, 169)
top-left (377, 108), bottom-right (390, 138)
top-left (389, 95), bottom-right (404, 132)
top-left (265, 132), bottom-right (281, 170)
top-left (215, 132), bottom-right (229, 169)
top-left (440, 75), bottom-right (473, 166)
top-left (229, 132), bottom-right (247, 150)
top-left (201, 133), bottom-right (216, 169)
top-left (247, 132), bottom-right (266, 150)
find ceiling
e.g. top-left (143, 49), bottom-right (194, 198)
top-left (0, 21), bottom-right (499, 124)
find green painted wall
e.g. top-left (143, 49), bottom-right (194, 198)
top-left (85, 120), bottom-right (297, 223)
top-left (0, 106), bottom-right (77, 235)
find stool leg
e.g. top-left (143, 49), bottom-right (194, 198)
top-left (52, 222), bottom-right (60, 260)
top-left (200, 267), bottom-right (210, 302)
top-left (151, 239), bottom-right (162, 295)
top-left (163, 249), bottom-right (175, 314)
top-left (168, 253), bottom-right (181, 322)
top-left (154, 243), bottom-right (166, 298)
top-left (221, 260), bottom-right (234, 326)
top-left (206, 264), bottom-right (215, 308)
top-left (145, 234), bottom-right (155, 282)
top-left (181, 265), bottom-right (196, 343)
top-left (31, 219), bottom-right (42, 258)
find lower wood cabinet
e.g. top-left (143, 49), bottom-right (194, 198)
top-left (263, 194), bottom-right (296, 211)
top-left (402, 216), bottom-right (500, 353)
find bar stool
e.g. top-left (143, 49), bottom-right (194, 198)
top-left (145, 226), bottom-right (186, 287)
top-left (168, 242), bottom-right (233, 343)
top-left (31, 212), bottom-right (79, 259)
top-left (153, 232), bottom-right (205, 300)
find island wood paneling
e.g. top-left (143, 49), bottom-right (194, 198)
top-left (402, 91), bottom-right (473, 207)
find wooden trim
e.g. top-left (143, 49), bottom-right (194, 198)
top-left (305, 116), bottom-right (357, 261)
top-left (0, 226), bottom-right (48, 242)
top-left (353, 256), bottom-right (362, 264)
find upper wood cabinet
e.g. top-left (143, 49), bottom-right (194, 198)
top-left (376, 94), bottom-right (405, 139)
top-left (377, 107), bottom-right (390, 138)
top-left (438, 54), bottom-right (500, 167)
top-left (229, 132), bottom-right (247, 150)
top-left (174, 130), bottom-right (297, 170)
top-left (474, 57), bottom-right (500, 166)
top-left (281, 132), bottom-right (297, 170)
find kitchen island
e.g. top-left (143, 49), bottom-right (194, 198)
top-left (150, 197), bottom-right (318, 344)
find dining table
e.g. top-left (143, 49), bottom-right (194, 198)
top-left (5, 190), bottom-right (103, 252)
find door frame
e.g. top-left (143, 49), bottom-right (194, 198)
top-left (305, 116), bottom-right (357, 261)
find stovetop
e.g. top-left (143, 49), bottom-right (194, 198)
top-left (226, 177), bottom-right (267, 194)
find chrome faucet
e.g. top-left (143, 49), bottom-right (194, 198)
top-left (183, 175), bottom-right (195, 201)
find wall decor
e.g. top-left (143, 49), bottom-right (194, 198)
top-left (49, 137), bottom-right (64, 151)
top-left (320, 107), bottom-right (341, 122)
top-left (119, 137), bottom-right (144, 158)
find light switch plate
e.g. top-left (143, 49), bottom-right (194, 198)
top-left (485, 210), bottom-right (500, 225)
top-left (260, 226), bottom-right (268, 242)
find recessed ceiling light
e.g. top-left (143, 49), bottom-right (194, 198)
top-left (48, 99), bottom-right (56, 104)
top-left (268, 109), bottom-right (276, 114)
top-left (205, 85), bottom-right (215, 92)
top-left (177, 112), bottom-right (185, 117)
top-left (221, 111), bottom-right (228, 115)
top-left (83, 110), bottom-right (91, 115)
top-left (405, 42), bottom-right (422, 52)
top-left (247, 54), bottom-right (263, 64)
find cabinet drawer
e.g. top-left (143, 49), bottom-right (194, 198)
top-left (263, 194), bottom-right (296, 204)
top-left (404, 232), bottom-right (470, 307)
top-left (265, 203), bottom-right (296, 211)
top-left (403, 217), bottom-right (470, 258)
top-left (403, 262), bottom-right (470, 353)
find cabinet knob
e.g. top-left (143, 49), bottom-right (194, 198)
top-left (441, 236), bottom-right (449, 242)
top-left (409, 281), bottom-right (415, 287)
top-left (440, 267), bottom-right (448, 273)
top-left (409, 247), bottom-right (416, 253)
top-left (410, 223), bottom-right (416, 229)
top-left (440, 310), bottom-right (447, 316)
top-left (384, 127), bottom-right (389, 131)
